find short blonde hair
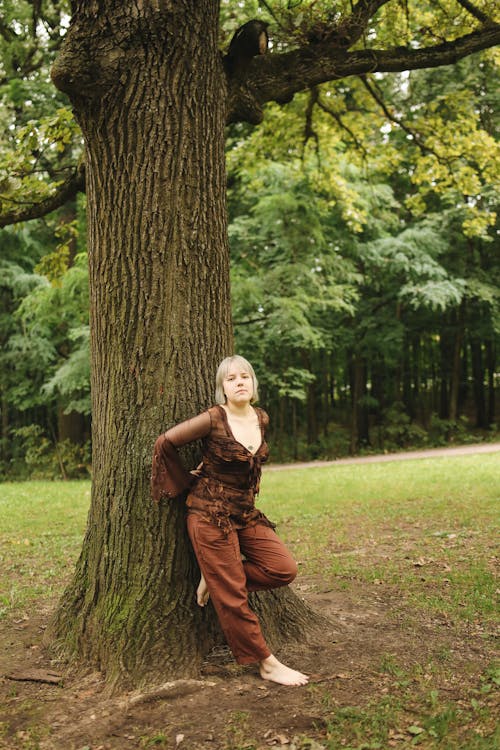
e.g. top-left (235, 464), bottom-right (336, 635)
top-left (215, 355), bottom-right (259, 405)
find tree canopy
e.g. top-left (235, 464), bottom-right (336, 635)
top-left (1, 0), bottom-right (499, 226)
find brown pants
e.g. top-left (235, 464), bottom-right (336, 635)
top-left (187, 514), bottom-right (298, 664)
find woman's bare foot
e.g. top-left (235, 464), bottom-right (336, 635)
top-left (259, 654), bottom-right (309, 686)
top-left (196, 574), bottom-right (210, 607)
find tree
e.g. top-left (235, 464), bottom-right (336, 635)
top-left (0, 0), bottom-right (83, 226)
top-left (2, 0), bottom-right (496, 688)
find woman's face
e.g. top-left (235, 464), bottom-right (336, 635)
top-left (223, 363), bottom-right (254, 405)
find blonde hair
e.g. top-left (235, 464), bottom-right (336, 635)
top-left (215, 355), bottom-right (259, 405)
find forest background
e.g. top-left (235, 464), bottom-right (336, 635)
top-left (1, 0), bottom-right (499, 480)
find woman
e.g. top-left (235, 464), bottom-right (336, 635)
top-left (151, 355), bottom-right (308, 686)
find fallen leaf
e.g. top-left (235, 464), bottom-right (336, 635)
top-left (265, 734), bottom-right (290, 746)
top-left (290, 738), bottom-right (325, 750)
top-left (408, 725), bottom-right (425, 735)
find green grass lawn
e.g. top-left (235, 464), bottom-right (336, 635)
top-left (259, 454), bottom-right (500, 625)
top-left (0, 481), bottom-right (90, 618)
top-left (0, 454), bottom-right (498, 624)
top-left (0, 453), bottom-right (498, 750)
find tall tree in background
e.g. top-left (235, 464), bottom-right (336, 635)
top-left (2, 0), bottom-right (499, 687)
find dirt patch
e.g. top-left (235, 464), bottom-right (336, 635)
top-left (1, 578), bottom-right (497, 750)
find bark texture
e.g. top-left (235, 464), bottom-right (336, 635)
top-left (47, 0), bottom-right (318, 690)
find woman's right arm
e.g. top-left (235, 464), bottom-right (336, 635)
top-left (151, 411), bottom-right (211, 503)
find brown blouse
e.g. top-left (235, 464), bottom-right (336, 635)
top-left (151, 405), bottom-right (274, 534)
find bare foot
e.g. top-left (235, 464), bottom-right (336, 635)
top-left (259, 654), bottom-right (309, 686)
top-left (196, 574), bottom-right (210, 607)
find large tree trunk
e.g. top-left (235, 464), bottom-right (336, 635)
top-left (485, 340), bottom-right (496, 428)
top-left (349, 352), bottom-right (369, 453)
top-left (448, 303), bottom-right (465, 423)
top-left (0, 387), bottom-right (8, 468)
top-left (46, 0), bottom-right (317, 692)
top-left (470, 338), bottom-right (487, 429)
top-left (57, 408), bottom-right (87, 444)
top-left (439, 327), bottom-right (451, 420)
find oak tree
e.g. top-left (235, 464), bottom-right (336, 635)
top-left (15, 0), bottom-right (497, 688)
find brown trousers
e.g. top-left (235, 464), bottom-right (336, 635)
top-left (187, 513), bottom-right (298, 664)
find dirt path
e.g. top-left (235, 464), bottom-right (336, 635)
top-left (266, 441), bottom-right (500, 472)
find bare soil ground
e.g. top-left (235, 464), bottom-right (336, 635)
top-left (1, 575), bottom-right (497, 750)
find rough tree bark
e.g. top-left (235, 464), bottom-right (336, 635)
top-left (45, 0), bottom-right (318, 691)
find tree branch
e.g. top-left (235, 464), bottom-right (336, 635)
top-left (338, 0), bottom-right (393, 47)
top-left (227, 23), bottom-right (500, 122)
top-left (259, 0), bottom-right (288, 32)
top-left (0, 162), bottom-right (85, 228)
top-left (233, 316), bottom-right (268, 327)
top-left (359, 75), bottom-right (431, 154)
top-left (303, 87), bottom-right (320, 154)
top-left (316, 96), bottom-right (368, 155)
top-left (455, 0), bottom-right (493, 25)
top-left (304, 0), bottom-right (393, 47)
top-left (360, 75), bottom-right (486, 195)
top-left (0, 16), bottom-right (17, 42)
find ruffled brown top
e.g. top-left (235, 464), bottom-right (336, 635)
top-left (151, 405), bottom-right (274, 534)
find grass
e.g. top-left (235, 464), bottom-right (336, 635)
top-left (260, 454), bottom-right (500, 626)
top-left (0, 481), bottom-right (90, 618)
top-left (0, 454), bottom-right (498, 625)
top-left (0, 453), bottom-right (498, 749)
top-left (303, 661), bottom-right (500, 750)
